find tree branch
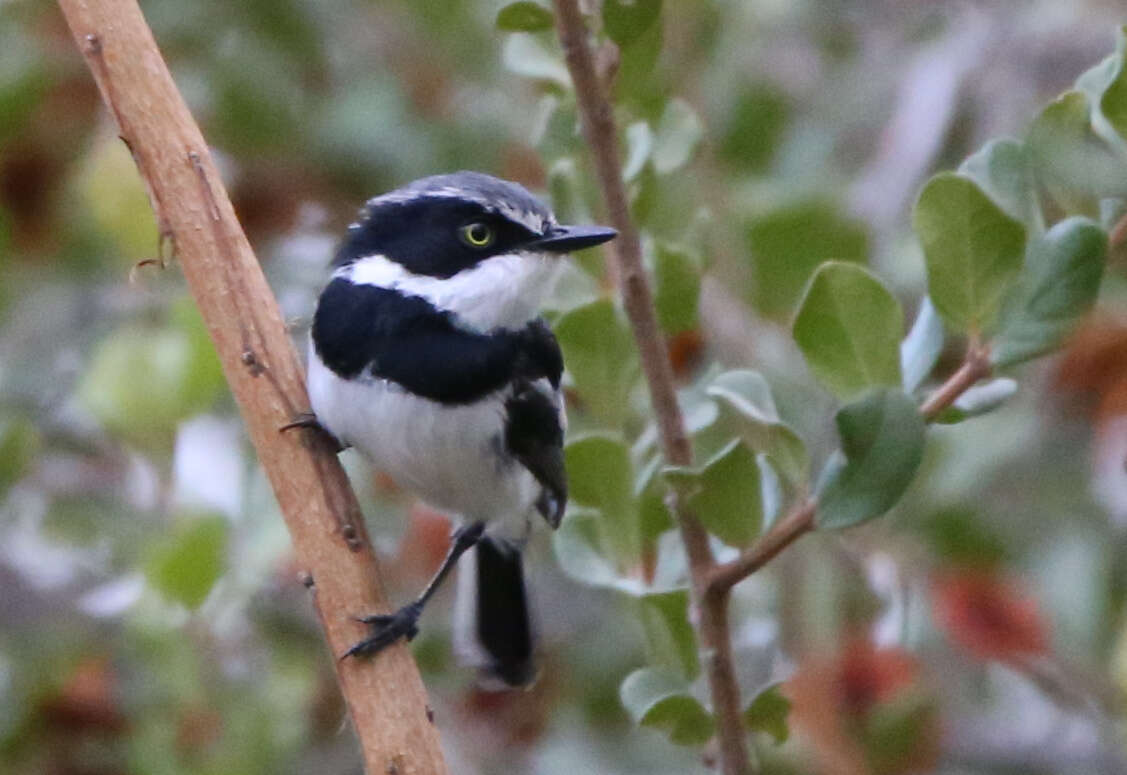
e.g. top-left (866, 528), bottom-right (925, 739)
top-left (710, 340), bottom-right (995, 596)
top-left (551, 3), bottom-right (752, 773)
top-left (55, 2), bottom-right (446, 773)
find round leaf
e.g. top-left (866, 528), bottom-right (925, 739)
top-left (603, 0), bottom-right (662, 47)
top-left (993, 217), bottom-right (1108, 367)
top-left (912, 173), bottom-right (1027, 333)
top-left (743, 684), bottom-right (791, 744)
top-left (146, 515), bottom-right (229, 609)
top-left (957, 138), bottom-right (1041, 230)
top-left (652, 99), bottom-right (703, 175)
top-left (565, 434), bottom-right (638, 564)
top-left (793, 262), bottom-right (904, 400)
top-left (816, 389), bottom-right (926, 530)
top-left (495, 2), bottom-right (554, 32)
top-left (555, 299), bottom-right (639, 427)
top-left (620, 668), bottom-right (715, 746)
top-left (638, 590), bottom-right (699, 679)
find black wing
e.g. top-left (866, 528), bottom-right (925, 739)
top-left (312, 279), bottom-right (561, 405)
top-left (504, 378), bottom-right (566, 528)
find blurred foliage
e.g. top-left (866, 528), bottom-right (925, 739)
top-left (4, 0), bottom-right (1127, 773)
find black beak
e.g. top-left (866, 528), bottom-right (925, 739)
top-left (528, 224), bottom-right (618, 253)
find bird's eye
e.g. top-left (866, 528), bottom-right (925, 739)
top-left (460, 222), bottom-right (494, 248)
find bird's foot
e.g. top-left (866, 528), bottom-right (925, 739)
top-left (279, 411), bottom-right (344, 453)
top-left (340, 600), bottom-right (423, 661)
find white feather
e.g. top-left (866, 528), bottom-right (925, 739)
top-left (344, 250), bottom-right (561, 331)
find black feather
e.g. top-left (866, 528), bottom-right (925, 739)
top-left (474, 536), bottom-right (535, 687)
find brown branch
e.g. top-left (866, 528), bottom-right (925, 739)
top-left (710, 341), bottom-right (996, 595)
top-left (707, 500), bottom-right (817, 596)
top-left (551, 3), bottom-right (752, 773)
top-left (919, 343), bottom-right (992, 421)
top-left (55, 2), bottom-right (446, 773)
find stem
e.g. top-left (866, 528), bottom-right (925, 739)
top-left (55, 3), bottom-right (446, 773)
top-left (919, 343), bottom-right (992, 422)
top-left (708, 500), bottom-right (817, 596)
top-left (551, 3), bottom-right (751, 772)
top-left (710, 341), bottom-right (994, 595)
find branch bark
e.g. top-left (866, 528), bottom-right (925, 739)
top-left (55, 2), bottom-right (446, 773)
top-left (551, 3), bottom-right (751, 773)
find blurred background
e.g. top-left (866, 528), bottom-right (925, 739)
top-left (3, 0), bottom-right (1127, 772)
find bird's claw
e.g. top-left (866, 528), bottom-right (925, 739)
top-left (341, 602), bottom-right (423, 661)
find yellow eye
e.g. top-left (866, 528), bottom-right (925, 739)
top-left (460, 222), bottom-right (494, 248)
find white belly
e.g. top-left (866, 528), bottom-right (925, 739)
top-left (307, 347), bottom-right (538, 526)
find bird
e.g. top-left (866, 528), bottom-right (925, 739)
top-left (301, 171), bottom-right (617, 687)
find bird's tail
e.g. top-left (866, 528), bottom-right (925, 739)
top-left (453, 535), bottom-right (536, 688)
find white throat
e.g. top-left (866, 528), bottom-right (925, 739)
top-left (344, 251), bottom-right (562, 330)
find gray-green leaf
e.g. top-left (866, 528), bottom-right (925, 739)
top-left (993, 217), bottom-right (1107, 367)
top-left (793, 261), bottom-right (904, 400)
top-left (620, 668), bottom-right (715, 746)
top-left (638, 590), bottom-right (699, 679)
top-left (958, 138), bottom-right (1041, 230)
top-left (816, 389), bottom-right (926, 530)
top-left (565, 433), bottom-right (638, 564)
top-left (900, 298), bottom-right (944, 394)
top-left (912, 173), bottom-right (1027, 333)
top-left (555, 299), bottom-right (639, 427)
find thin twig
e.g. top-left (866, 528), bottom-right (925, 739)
top-left (550, 3), bottom-right (752, 773)
top-left (1110, 209), bottom-right (1127, 252)
top-left (710, 341), bottom-right (995, 595)
top-left (708, 500), bottom-right (817, 596)
top-left (55, 3), bottom-right (446, 773)
top-left (919, 343), bottom-right (992, 421)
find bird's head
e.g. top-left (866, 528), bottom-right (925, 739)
top-left (330, 172), bottom-right (617, 329)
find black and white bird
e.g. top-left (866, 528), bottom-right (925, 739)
top-left (304, 171), bottom-right (616, 687)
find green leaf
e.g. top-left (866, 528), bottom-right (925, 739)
top-left (603, 0), bottom-right (662, 47)
top-left (993, 217), bottom-right (1108, 367)
top-left (1098, 28), bottom-right (1127, 142)
top-left (747, 200), bottom-right (869, 320)
top-left (495, 1), bottom-right (554, 32)
top-left (652, 98), bottom-right (703, 175)
top-left (619, 668), bottom-right (715, 746)
top-left (706, 370), bottom-right (808, 487)
top-left (78, 300), bottom-right (225, 453)
top-left (680, 440), bottom-right (763, 547)
top-left (565, 434), bottom-right (638, 563)
top-left (912, 173), bottom-right (1027, 333)
top-left (793, 262), bottom-right (904, 400)
top-left (553, 509), bottom-right (629, 589)
top-left (718, 83), bottom-right (789, 173)
top-left (0, 415), bottom-right (41, 496)
top-left (502, 33), bottom-right (571, 88)
top-left (654, 242), bottom-right (701, 334)
top-left (958, 138), bottom-right (1041, 230)
top-left (623, 121), bottom-right (654, 182)
top-left (1027, 91), bottom-right (1127, 215)
top-left (900, 298), bottom-right (944, 394)
top-left (555, 299), bottom-right (639, 427)
top-left (638, 590), bottom-right (699, 679)
top-left (743, 684), bottom-right (791, 744)
top-left (816, 389), bottom-right (926, 530)
top-left (146, 515), bottom-right (229, 609)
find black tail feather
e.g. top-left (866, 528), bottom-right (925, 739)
top-left (473, 536), bottom-right (535, 687)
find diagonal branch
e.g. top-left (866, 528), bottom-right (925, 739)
top-left (55, 2), bottom-right (446, 773)
top-left (551, 3), bottom-right (753, 774)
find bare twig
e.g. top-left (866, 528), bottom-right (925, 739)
top-left (919, 343), bottom-right (992, 421)
top-left (708, 500), bottom-right (817, 596)
top-left (551, 2), bottom-right (752, 773)
top-left (56, 3), bottom-right (446, 773)
top-left (1110, 209), bottom-right (1127, 252)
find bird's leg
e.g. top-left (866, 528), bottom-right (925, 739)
top-left (341, 521), bottom-right (486, 660)
top-left (279, 411), bottom-right (345, 453)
